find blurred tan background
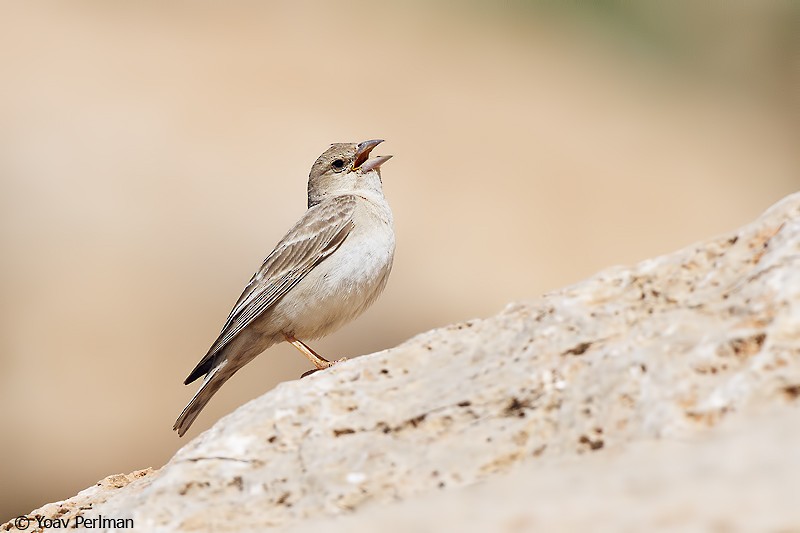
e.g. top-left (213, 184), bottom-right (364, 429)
top-left (1, 0), bottom-right (798, 522)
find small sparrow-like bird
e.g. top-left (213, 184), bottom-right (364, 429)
top-left (174, 139), bottom-right (394, 436)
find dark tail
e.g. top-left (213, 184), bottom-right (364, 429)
top-left (173, 360), bottom-right (232, 437)
top-left (184, 351), bottom-right (219, 385)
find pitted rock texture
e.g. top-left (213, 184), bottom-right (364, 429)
top-left (0, 470), bottom-right (152, 533)
top-left (5, 193), bottom-right (800, 532)
top-left (286, 407), bottom-right (800, 533)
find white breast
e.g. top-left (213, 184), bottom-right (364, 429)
top-left (267, 194), bottom-right (395, 340)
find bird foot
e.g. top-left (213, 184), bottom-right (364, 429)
top-left (300, 357), bottom-right (348, 378)
top-left (284, 333), bottom-right (350, 377)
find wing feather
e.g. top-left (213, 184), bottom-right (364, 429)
top-left (184, 195), bottom-right (356, 384)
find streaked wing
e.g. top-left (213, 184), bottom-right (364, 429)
top-left (185, 195), bottom-right (356, 382)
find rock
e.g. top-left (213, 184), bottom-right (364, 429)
top-left (286, 407), bottom-right (800, 533)
top-left (6, 193), bottom-right (800, 532)
top-left (0, 470), bottom-right (152, 533)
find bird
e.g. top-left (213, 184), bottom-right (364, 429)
top-left (173, 139), bottom-right (395, 437)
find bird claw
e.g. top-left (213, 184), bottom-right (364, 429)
top-left (300, 357), bottom-right (348, 378)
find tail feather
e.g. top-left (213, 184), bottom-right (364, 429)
top-left (173, 360), bottom-right (232, 437)
top-left (184, 351), bottom-right (219, 385)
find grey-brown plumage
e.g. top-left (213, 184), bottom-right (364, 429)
top-left (174, 140), bottom-right (394, 436)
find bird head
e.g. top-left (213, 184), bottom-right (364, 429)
top-left (307, 139), bottom-right (392, 207)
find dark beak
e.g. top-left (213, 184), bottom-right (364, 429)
top-left (353, 139), bottom-right (392, 171)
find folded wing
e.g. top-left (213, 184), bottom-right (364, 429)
top-left (184, 195), bottom-right (357, 384)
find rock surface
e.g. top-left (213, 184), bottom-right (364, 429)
top-left (6, 193), bottom-right (800, 532)
top-left (287, 407), bottom-right (800, 533)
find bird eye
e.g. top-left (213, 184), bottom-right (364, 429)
top-left (332, 159), bottom-right (345, 171)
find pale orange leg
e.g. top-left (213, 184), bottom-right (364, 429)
top-left (283, 334), bottom-right (347, 375)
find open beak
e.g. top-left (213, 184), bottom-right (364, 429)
top-left (353, 139), bottom-right (392, 172)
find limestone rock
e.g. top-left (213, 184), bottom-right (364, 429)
top-left (286, 407), bottom-right (800, 533)
top-left (0, 470), bottom-right (152, 533)
top-left (5, 193), bottom-right (800, 532)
